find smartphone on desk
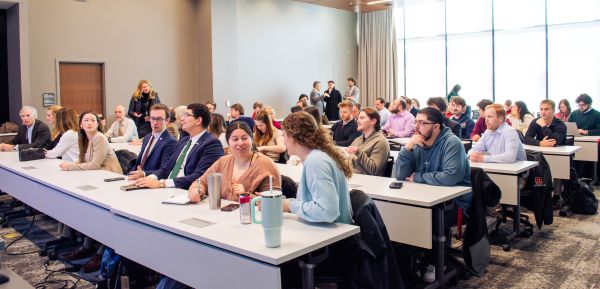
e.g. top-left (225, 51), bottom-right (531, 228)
top-left (104, 177), bottom-right (125, 182)
top-left (120, 184), bottom-right (143, 191)
top-left (220, 203), bottom-right (240, 212)
top-left (389, 182), bottom-right (403, 189)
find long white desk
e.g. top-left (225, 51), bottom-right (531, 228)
top-left (523, 145), bottom-right (579, 180)
top-left (470, 161), bottom-right (538, 249)
top-left (0, 152), bottom-right (359, 289)
top-left (573, 136), bottom-right (600, 184)
top-left (276, 163), bottom-right (471, 288)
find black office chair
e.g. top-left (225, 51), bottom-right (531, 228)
top-left (280, 175), bottom-right (297, 199)
top-left (382, 156), bottom-right (395, 178)
top-left (288, 189), bottom-right (404, 289)
top-left (115, 149), bottom-right (138, 175)
top-left (277, 150), bottom-right (290, 164)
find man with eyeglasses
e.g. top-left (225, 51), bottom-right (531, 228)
top-left (395, 107), bottom-right (472, 283)
top-left (568, 93), bottom-right (600, 136)
top-left (106, 105), bottom-right (138, 143)
top-left (134, 103), bottom-right (224, 190)
top-left (128, 104), bottom-right (177, 179)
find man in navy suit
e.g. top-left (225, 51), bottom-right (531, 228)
top-left (134, 103), bottom-right (224, 189)
top-left (127, 104), bottom-right (177, 179)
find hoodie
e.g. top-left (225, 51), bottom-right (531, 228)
top-left (395, 126), bottom-right (472, 211)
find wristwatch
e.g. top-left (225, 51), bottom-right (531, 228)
top-left (159, 179), bottom-right (165, 188)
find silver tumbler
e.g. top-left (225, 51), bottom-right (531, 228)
top-left (207, 173), bottom-right (222, 210)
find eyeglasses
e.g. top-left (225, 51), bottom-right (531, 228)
top-left (577, 103), bottom-right (588, 108)
top-left (184, 112), bottom-right (195, 118)
top-left (416, 120), bottom-right (436, 126)
top-left (150, 117), bottom-right (164, 122)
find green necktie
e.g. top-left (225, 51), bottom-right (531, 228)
top-left (168, 140), bottom-right (192, 179)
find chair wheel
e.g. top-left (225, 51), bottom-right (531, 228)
top-left (502, 244), bottom-right (511, 251)
top-left (520, 230), bottom-right (531, 238)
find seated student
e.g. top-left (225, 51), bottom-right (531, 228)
top-left (134, 103), bottom-right (224, 190)
top-left (508, 101), bottom-right (535, 134)
top-left (208, 113), bottom-right (228, 152)
top-left (58, 111), bottom-right (122, 272)
top-left (304, 106), bottom-right (329, 126)
top-left (346, 108), bottom-right (390, 176)
top-left (227, 103), bottom-right (255, 130)
top-left (251, 101), bottom-right (263, 119)
top-left (381, 98), bottom-right (415, 138)
top-left (469, 104), bottom-right (526, 163)
top-left (281, 111), bottom-right (353, 224)
top-left (449, 96), bottom-right (475, 139)
top-left (46, 105), bottom-right (63, 149)
top-left (205, 100), bottom-right (217, 113)
top-left (525, 99), bottom-right (567, 147)
top-left (173, 105), bottom-right (189, 139)
top-left (157, 122), bottom-right (283, 289)
top-left (331, 100), bottom-right (361, 147)
top-left (0, 106), bottom-right (51, 151)
top-left (352, 103), bottom-right (361, 121)
top-left (127, 104), bottom-right (177, 179)
top-left (105, 105), bottom-right (138, 143)
top-left (263, 106), bottom-right (282, 129)
top-left (426, 97), bottom-right (461, 138)
top-left (375, 97), bottom-right (391, 126)
top-left (59, 111), bottom-right (122, 173)
top-left (46, 108), bottom-right (80, 162)
top-left (555, 99), bottom-right (571, 123)
top-left (404, 97), bottom-right (419, 117)
top-left (568, 93), bottom-right (600, 136)
top-left (297, 94), bottom-right (309, 109)
top-left (253, 110), bottom-right (286, 162)
top-left (188, 122), bottom-right (282, 202)
top-left (45, 108), bottom-right (79, 248)
top-left (470, 99), bottom-right (493, 142)
top-left (395, 107), bottom-right (472, 283)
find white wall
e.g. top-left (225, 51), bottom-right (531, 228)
top-left (211, 0), bottom-right (358, 118)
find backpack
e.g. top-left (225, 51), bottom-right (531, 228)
top-left (570, 178), bottom-right (598, 215)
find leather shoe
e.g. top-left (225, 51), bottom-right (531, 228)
top-left (81, 253), bottom-right (102, 273)
top-left (61, 246), bottom-right (95, 261)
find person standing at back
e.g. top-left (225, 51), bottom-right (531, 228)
top-left (310, 81), bottom-right (325, 115)
top-left (344, 77), bottom-right (360, 104)
top-left (323, 80), bottom-right (342, 121)
top-left (128, 79), bottom-right (161, 138)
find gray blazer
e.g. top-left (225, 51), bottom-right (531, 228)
top-left (310, 89), bottom-right (324, 114)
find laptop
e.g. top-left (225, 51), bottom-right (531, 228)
top-left (566, 122), bottom-right (581, 136)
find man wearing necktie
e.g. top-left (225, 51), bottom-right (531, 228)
top-left (127, 104), bottom-right (177, 178)
top-left (134, 103), bottom-right (224, 189)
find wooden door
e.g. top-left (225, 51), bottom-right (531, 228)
top-left (59, 63), bottom-right (104, 116)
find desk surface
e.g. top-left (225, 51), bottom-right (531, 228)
top-left (470, 161), bottom-right (538, 174)
top-left (0, 268), bottom-right (35, 289)
top-left (0, 133), bottom-right (17, 137)
top-left (276, 163), bottom-right (470, 207)
top-left (574, 136), bottom-right (600, 142)
top-left (389, 137), bottom-right (470, 146)
top-left (0, 151), bottom-right (359, 266)
top-left (110, 142), bottom-right (142, 154)
top-left (523, 144), bottom-right (580, 155)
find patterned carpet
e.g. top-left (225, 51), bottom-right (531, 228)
top-left (0, 188), bottom-right (599, 289)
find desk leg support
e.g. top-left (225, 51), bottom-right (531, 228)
top-left (503, 190), bottom-right (521, 251)
top-left (425, 205), bottom-right (456, 289)
top-left (300, 260), bottom-right (315, 289)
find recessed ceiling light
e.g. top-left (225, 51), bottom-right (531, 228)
top-left (366, 0), bottom-right (392, 5)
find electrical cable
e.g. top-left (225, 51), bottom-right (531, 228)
top-left (4, 214), bottom-right (40, 255)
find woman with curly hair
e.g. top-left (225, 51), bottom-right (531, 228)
top-left (281, 111), bottom-right (352, 224)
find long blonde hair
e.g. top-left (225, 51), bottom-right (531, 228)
top-left (282, 112), bottom-right (352, 178)
top-left (47, 105), bottom-right (63, 140)
top-left (131, 79), bottom-right (157, 100)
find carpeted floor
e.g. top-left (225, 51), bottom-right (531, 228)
top-left (0, 188), bottom-right (599, 289)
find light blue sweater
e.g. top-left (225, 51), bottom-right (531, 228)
top-left (290, 150), bottom-right (353, 224)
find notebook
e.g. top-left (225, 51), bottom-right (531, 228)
top-left (162, 194), bottom-right (191, 205)
top-left (566, 122), bottom-right (581, 137)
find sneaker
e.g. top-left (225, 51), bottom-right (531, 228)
top-left (423, 265), bottom-right (435, 283)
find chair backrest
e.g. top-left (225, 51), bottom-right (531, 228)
top-left (382, 156), bottom-right (395, 178)
top-left (115, 149), bottom-right (138, 175)
top-left (280, 175), bottom-right (297, 199)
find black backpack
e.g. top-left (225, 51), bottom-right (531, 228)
top-left (570, 178), bottom-right (598, 215)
